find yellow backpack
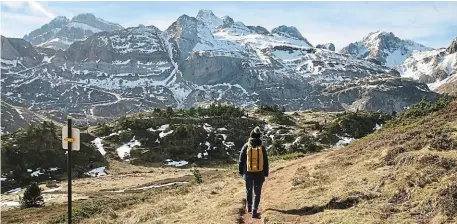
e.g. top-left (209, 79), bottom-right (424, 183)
top-left (247, 143), bottom-right (263, 172)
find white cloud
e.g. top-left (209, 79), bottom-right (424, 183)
top-left (0, 12), bottom-right (51, 37)
top-left (27, 0), bottom-right (55, 19)
top-left (0, 1), bottom-right (57, 37)
top-left (1, 1), bottom-right (27, 10)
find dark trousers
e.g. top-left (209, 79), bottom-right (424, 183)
top-left (243, 172), bottom-right (265, 210)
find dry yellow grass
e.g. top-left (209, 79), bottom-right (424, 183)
top-left (3, 103), bottom-right (457, 224)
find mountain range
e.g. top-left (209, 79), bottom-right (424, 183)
top-left (2, 10), bottom-right (455, 134)
top-left (340, 31), bottom-right (432, 68)
top-left (23, 13), bottom-right (123, 50)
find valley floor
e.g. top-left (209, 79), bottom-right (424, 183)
top-left (2, 139), bottom-right (457, 224)
top-left (2, 100), bottom-right (457, 223)
top-left (1, 149), bottom-right (333, 224)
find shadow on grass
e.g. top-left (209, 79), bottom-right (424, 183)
top-left (264, 196), bottom-right (360, 216)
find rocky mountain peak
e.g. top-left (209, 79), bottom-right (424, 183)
top-left (176, 14), bottom-right (198, 25)
top-left (364, 30), bottom-right (396, 40)
top-left (196, 9), bottom-right (223, 32)
top-left (361, 31), bottom-right (401, 50)
top-left (341, 30), bottom-right (431, 68)
top-left (168, 14), bottom-right (201, 35)
top-left (70, 13), bottom-right (123, 31)
top-left (50, 16), bottom-right (70, 25)
top-left (71, 13), bottom-right (97, 22)
top-left (271, 25), bottom-right (312, 46)
top-left (221, 16), bottom-right (234, 28)
top-left (22, 13), bottom-right (123, 50)
top-left (316, 43), bottom-right (335, 51)
top-left (272, 25), bottom-right (302, 39)
top-left (196, 10), bottom-right (216, 18)
top-left (247, 26), bottom-right (270, 35)
top-left (447, 37), bottom-right (457, 54)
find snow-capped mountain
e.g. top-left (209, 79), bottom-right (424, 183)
top-left (399, 38), bottom-right (457, 93)
top-left (1, 10), bottom-right (439, 132)
top-left (340, 31), bottom-right (431, 68)
top-left (23, 13), bottom-right (123, 50)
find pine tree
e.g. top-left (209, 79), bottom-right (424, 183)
top-left (166, 107), bottom-right (174, 117)
top-left (20, 182), bottom-right (44, 208)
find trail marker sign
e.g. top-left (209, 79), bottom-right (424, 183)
top-left (62, 127), bottom-right (80, 151)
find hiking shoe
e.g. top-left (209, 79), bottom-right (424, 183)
top-left (252, 210), bottom-right (259, 218)
top-left (247, 205), bottom-right (252, 213)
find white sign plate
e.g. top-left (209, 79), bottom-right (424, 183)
top-left (62, 127), bottom-right (80, 151)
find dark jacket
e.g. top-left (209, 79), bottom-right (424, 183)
top-left (238, 138), bottom-right (269, 177)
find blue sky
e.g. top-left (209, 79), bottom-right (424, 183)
top-left (1, 1), bottom-right (456, 50)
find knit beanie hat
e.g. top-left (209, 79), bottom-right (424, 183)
top-left (250, 126), bottom-right (262, 139)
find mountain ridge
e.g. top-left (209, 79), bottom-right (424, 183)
top-left (399, 37), bottom-right (457, 93)
top-left (340, 30), bottom-right (432, 68)
top-left (1, 10), bottom-right (440, 133)
top-left (23, 13), bottom-right (123, 50)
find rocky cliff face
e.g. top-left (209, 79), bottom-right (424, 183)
top-left (340, 31), bottom-right (431, 68)
top-left (316, 43), bottom-right (335, 52)
top-left (323, 75), bottom-right (439, 112)
top-left (398, 37), bottom-right (457, 93)
top-left (1, 10), bottom-right (439, 132)
top-left (1, 35), bottom-right (44, 73)
top-left (23, 13), bottom-right (123, 50)
top-left (447, 38), bottom-right (457, 54)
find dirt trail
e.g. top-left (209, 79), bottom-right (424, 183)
top-left (241, 152), bottom-right (329, 224)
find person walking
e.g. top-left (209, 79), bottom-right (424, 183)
top-left (238, 126), bottom-right (269, 218)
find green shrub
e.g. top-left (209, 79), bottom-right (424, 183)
top-left (20, 182), bottom-right (44, 208)
top-left (316, 131), bottom-right (340, 145)
top-left (269, 112), bottom-right (295, 126)
top-left (325, 111), bottom-right (391, 138)
top-left (1, 122), bottom-right (108, 193)
top-left (296, 135), bottom-right (323, 153)
top-left (192, 166), bottom-right (203, 184)
top-left (269, 139), bottom-right (286, 156)
top-left (392, 94), bottom-right (455, 124)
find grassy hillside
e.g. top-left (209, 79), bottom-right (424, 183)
top-left (259, 95), bottom-right (457, 224)
top-left (1, 121), bottom-right (108, 193)
top-left (1, 103), bottom-right (401, 223)
top-left (1, 103), bottom-right (392, 193)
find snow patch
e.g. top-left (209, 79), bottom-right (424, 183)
top-left (427, 75), bottom-right (453, 91)
top-left (159, 130), bottom-right (174, 138)
top-left (116, 137), bottom-right (141, 160)
top-left (86, 167), bottom-right (107, 177)
top-left (148, 124), bottom-right (169, 132)
top-left (42, 187), bottom-right (62, 193)
top-left (335, 137), bottom-right (355, 146)
top-left (374, 123), bottom-right (382, 131)
top-left (165, 160), bottom-right (188, 167)
top-left (0, 201), bottom-right (20, 207)
top-left (203, 123), bottom-right (213, 132)
top-left (31, 170), bottom-right (44, 177)
top-left (67, 22), bottom-right (102, 33)
top-left (15, 108), bottom-right (25, 119)
top-left (5, 188), bottom-right (22, 194)
top-left (133, 182), bottom-right (188, 190)
top-left (92, 137), bottom-right (107, 156)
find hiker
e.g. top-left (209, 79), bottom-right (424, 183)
top-left (238, 127), bottom-right (269, 218)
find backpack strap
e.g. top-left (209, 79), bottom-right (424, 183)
top-left (257, 146), bottom-right (260, 169)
